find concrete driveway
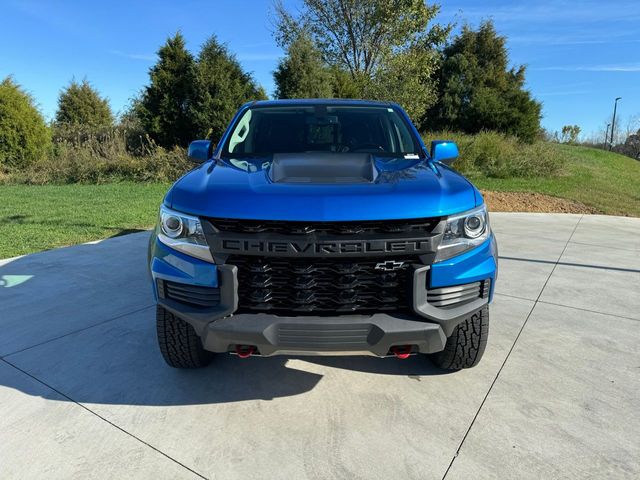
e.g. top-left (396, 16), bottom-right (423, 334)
top-left (1, 213), bottom-right (638, 479)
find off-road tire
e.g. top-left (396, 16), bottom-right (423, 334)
top-left (156, 305), bottom-right (213, 368)
top-left (431, 306), bottom-right (489, 370)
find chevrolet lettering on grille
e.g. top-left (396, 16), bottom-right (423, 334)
top-left (209, 237), bottom-right (435, 257)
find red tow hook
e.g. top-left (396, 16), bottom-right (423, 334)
top-left (392, 345), bottom-right (412, 359)
top-left (235, 345), bottom-right (256, 359)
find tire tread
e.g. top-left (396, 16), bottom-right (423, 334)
top-left (432, 306), bottom-right (489, 370)
top-left (156, 305), bottom-right (212, 368)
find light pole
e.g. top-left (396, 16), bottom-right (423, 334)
top-left (605, 123), bottom-right (611, 149)
top-left (610, 97), bottom-right (622, 150)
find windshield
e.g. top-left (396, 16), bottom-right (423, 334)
top-left (221, 104), bottom-right (421, 158)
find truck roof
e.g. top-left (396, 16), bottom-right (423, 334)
top-left (250, 98), bottom-right (395, 108)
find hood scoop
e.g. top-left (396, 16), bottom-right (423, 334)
top-left (269, 152), bottom-right (377, 184)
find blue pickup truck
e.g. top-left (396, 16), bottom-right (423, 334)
top-left (148, 99), bottom-right (497, 370)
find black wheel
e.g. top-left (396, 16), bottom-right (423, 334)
top-left (431, 306), bottom-right (489, 370)
top-left (156, 305), bottom-right (213, 368)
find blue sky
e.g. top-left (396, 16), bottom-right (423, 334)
top-left (1, 0), bottom-right (638, 137)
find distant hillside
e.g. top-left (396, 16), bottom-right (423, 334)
top-left (473, 144), bottom-right (640, 217)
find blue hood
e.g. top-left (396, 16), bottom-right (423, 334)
top-left (167, 156), bottom-right (479, 221)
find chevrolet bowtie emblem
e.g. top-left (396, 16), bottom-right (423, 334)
top-left (374, 260), bottom-right (406, 271)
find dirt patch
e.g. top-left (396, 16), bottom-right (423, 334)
top-left (482, 191), bottom-right (600, 214)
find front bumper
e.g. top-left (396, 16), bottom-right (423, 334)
top-left (200, 312), bottom-right (446, 356)
top-left (149, 232), bottom-right (498, 356)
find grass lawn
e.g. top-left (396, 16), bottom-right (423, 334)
top-left (0, 183), bottom-right (169, 258)
top-left (1, 145), bottom-right (638, 259)
top-left (471, 145), bottom-right (640, 217)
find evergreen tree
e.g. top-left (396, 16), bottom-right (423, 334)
top-left (329, 66), bottom-right (361, 98)
top-left (55, 79), bottom-right (113, 128)
top-left (0, 77), bottom-right (51, 169)
top-left (428, 21), bottom-right (542, 142)
top-left (274, 33), bottom-right (333, 99)
top-left (136, 32), bottom-right (198, 147)
top-left (192, 35), bottom-right (266, 142)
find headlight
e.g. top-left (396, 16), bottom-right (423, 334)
top-left (435, 204), bottom-right (490, 262)
top-left (157, 205), bottom-right (213, 263)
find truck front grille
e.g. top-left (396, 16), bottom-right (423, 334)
top-left (209, 217), bottom-right (440, 236)
top-left (229, 255), bottom-right (416, 315)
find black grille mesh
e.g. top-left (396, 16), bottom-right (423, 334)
top-left (229, 255), bottom-right (416, 315)
top-left (209, 217), bottom-right (440, 236)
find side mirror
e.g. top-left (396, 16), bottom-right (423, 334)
top-left (188, 140), bottom-right (212, 163)
top-left (430, 140), bottom-right (459, 165)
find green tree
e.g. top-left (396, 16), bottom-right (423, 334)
top-left (561, 125), bottom-right (581, 144)
top-left (428, 21), bottom-right (542, 142)
top-left (192, 35), bottom-right (266, 142)
top-left (620, 129), bottom-right (640, 160)
top-left (136, 32), bottom-right (198, 147)
top-left (274, 33), bottom-right (334, 99)
top-left (55, 79), bottom-right (113, 128)
top-left (274, 0), bottom-right (446, 76)
top-left (364, 44), bottom-right (440, 120)
top-left (273, 0), bottom-right (449, 118)
top-left (0, 77), bottom-right (51, 170)
top-left (329, 66), bottom-right (360, 98)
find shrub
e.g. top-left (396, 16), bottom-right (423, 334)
top-left (0, 77), bottom-right (51, 171)
top-left (52, 115), bottom-right (152, 156)
top-left (55, 79), bottom-right (114, 129)
top-left (425, 131), bottom-right (565, 178)
top-left (3, 125), bottom-right (191, 185)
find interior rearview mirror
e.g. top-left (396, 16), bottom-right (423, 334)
top-left (430, 140), bottom-right (459, 165)
top-left (188, 140), bottom-right (212, 163)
